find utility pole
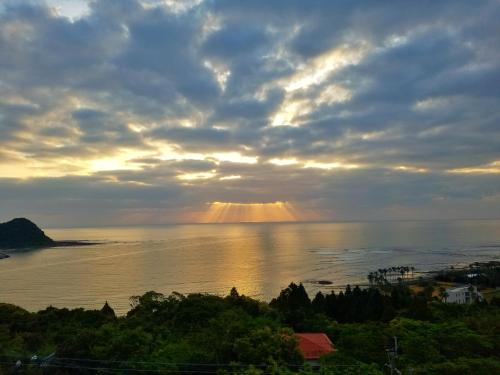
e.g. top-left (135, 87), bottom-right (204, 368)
top-left (385, 336), bottom-right (401, 375)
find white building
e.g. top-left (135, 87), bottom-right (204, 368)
top-left (443, 285), bottom-right (483, 304)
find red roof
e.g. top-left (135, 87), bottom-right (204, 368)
top-left (296, 333), bottom-right (335, 360)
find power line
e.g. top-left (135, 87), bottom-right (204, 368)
top-left (0, 356), bottom-right (367, 370)
top-left (0, 361), bottom-right (366, 375)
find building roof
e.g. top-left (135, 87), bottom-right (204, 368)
top-left (446, 285), bottom-right (475, 293)
top-left (296, 333), bottom-right (335, 360)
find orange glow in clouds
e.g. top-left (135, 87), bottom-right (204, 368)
top-left (199, 201), bottom-right (311, 223)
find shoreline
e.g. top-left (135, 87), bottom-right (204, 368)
top-left (1, 260), bottom-right (498, 314)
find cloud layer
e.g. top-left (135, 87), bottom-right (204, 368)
top-left (0, 0), bottom-right (499, 225)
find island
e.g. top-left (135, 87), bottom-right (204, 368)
top-left (0, 218), bottom-right (55, 249)
top-left (0, 217), bottom-right (97, 255)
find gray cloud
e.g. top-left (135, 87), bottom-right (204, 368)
top-left (0, 0), bottom-right (499, 224)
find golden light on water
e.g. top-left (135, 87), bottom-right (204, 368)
top-left (199, 201), bottom-right (304, 223)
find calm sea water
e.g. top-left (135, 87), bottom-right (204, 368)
top-left (0, 220), bottom-right (499, 313)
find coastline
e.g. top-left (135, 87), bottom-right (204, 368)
top-left (2, 259), bottom-right (498, 314)
top-left (1, 219), bottom-right (499, 313)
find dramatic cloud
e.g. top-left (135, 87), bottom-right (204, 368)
top-left (0, 0), bottom-right (499, 225)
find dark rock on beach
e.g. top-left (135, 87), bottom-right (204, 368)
top-left (317, 280), bottom-right (333, 285)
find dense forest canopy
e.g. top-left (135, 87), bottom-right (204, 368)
top-left (1, 266), bottom-right (500, 374)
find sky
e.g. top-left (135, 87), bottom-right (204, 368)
top-left (0, 0), bottom-right (499, 226)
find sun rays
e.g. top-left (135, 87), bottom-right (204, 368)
top-left (199, 201), bottom-right (302, 223)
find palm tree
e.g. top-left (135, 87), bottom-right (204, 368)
top-left (439, 287), bottom-right (449, 302)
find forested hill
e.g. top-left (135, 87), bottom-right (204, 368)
top-left (1, 281), bottom-right (500, 374)
top-left (0, 218), bottom-right (54, 249)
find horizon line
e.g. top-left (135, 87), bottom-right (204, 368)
top-left (41, 216), bottom-right (500, 229)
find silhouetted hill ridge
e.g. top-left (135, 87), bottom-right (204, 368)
top-left (0, 218), bottom-right (54, 249)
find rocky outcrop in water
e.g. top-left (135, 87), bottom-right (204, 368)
top-left (0, 218), bottom-right (55, 250)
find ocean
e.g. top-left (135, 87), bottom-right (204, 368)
top-left (0, 220), bottom-right (499, 314)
